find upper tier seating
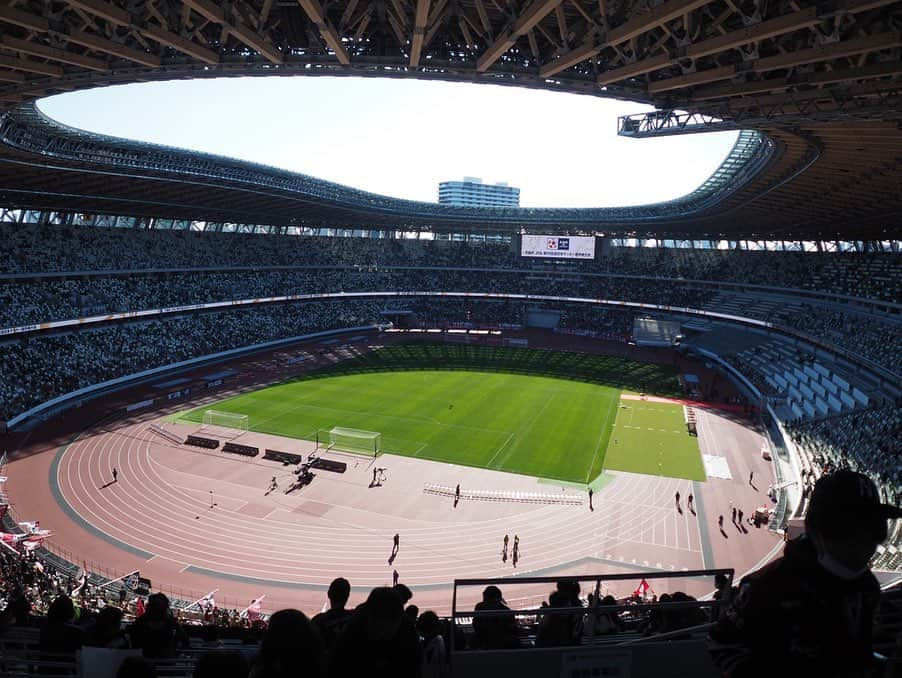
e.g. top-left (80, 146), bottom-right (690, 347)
top-left (2, 222), bottom-right (900, 302)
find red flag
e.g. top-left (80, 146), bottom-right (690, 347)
top-left (633, 578), bottom-right (650, 598)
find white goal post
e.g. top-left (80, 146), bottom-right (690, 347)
top-left (316, 427), bottom-right (382, 457)
top-left (200, 410), bottom-right (249, 438)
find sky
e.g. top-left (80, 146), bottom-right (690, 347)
top-left (38, 77), bottom-right (739, 209)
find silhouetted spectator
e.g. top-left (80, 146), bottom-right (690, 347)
top-left (669, 591), bottom-right (706, 633)
top-left (710, 470), bottom-right (900, 677)
top-left (86, 606), bottom-right (129, 648)
top-left (250, 608), bottom-right (323, 678)
top-left (393, 583), bottom-right (413, 606)
top-left (586, 594), bottom-right (622, 637)
top-left (39, 595), bottom-right (85, 655)
top-left (536, 590), bottom-right (577, 647)
top-left (472, 585), bottom-right (519, 650)
top-left (194, 651), bottom-right (249, 678)
top-left (117, 656), bottom-right (157, 678)
top-left (416, 611), bottom-right (446, 665)
top-left (329, 587), bottom-right (420, 678)
top-left (127, 593), bottom-right (186, 658)
top-left (0, 588), bottom-right (32, 629)
top-left (312, 577), bottom-right (352, 653)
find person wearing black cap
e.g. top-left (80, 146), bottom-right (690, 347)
top-left (709, 470), bottom-right (901, 677)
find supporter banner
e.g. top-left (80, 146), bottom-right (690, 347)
top-left (206, 379), bottom-right (223, 388)
top-left (125, 399), bottom-right (154, 412)
top-left (521, 235), bottom-right (595, 260)
top-left (167, 388), bottom-right (190, 400)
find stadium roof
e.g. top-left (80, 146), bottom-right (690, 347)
top-left (0, 0), bottom-right (901, 239)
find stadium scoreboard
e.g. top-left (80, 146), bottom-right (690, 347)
top-left (520, 235), bottom-right (595, 260)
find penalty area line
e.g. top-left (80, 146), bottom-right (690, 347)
top-left (486, 432), bottom-right (516, 469)
top-left (586, 393), bottom-right (618, 484)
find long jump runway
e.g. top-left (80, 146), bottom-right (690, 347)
top-left (30, 406), bottom-right (779, 614)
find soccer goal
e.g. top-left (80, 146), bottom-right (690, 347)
top-left (315, 427), bottom-right (381, 457)
top-left (199, 410), bottom-right (249, 439)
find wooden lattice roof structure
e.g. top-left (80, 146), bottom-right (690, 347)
top-left (0, 0), bottom-right (900, 239)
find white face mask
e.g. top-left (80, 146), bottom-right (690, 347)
top-left (817, 550), bottom-right (869, 581)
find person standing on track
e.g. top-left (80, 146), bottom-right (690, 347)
top-left (112, 467), bottom-right (118, 483)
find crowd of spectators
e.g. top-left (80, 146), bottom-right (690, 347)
top-left (1, 275), bottom-right (897, 422)
top-left (2, 222), bottom-right (899, 301)
top-left (769, 305), bottom-right (901, 375)
top-left (2, 541), bottom-right (726, 676)
top-left (0, 268), bottom-right (716, 328)
top-left (0, 299), bottom-right (641, 421)
top-left (2, 225), bottom-right (898, 377)
top-left (0, 300), bottom-right (382, 421)
top-left (786, 402), bottom-right (902, 508)
top-left (707, 293), bottom-right (901, 376)
top-left (6, 266), bottom-right (898, 376)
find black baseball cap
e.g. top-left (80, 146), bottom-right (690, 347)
top-left (805, 470), bottom-right (902, 542)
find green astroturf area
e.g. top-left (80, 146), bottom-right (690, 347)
top-left (176, 344), bottom-right (704, 483)
top-left (605, 400), bottom-right (707, 481)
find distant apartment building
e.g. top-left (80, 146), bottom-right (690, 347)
top-left (438, 177), bottom-right (520, 207)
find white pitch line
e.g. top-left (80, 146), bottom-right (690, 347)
top-left (586, 393), bottom-right (617, 483)
top-left (486, 432), bottom-right (516, 469)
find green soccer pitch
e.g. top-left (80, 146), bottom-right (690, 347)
top-left (176, 344), bottom-right (705, 483)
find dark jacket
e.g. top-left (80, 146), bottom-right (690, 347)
top-left (327, 611), bottom-right (421, 678)
top-left (128, 614), bottom-right (187, 658)
top-left (709, 536), bottom-right (880, 678)
top-left (472, 600), bottom-right (519, 650)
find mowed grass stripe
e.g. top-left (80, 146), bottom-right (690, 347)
top-left (181, 369), bottom-right (615, 482)
top-left (179, 344), bottom-right (701, 483)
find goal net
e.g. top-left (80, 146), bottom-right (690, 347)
top-left (199, 410), bottom-right (249, 439)
top-left (316, 427), bottom-right (381, 457)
